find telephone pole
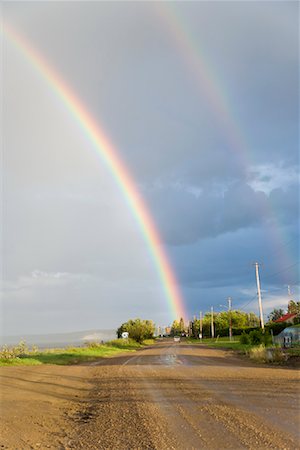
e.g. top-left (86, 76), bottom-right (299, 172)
top-left (254, 262), bottom-right (264, 330)
top-left (211, 306), bottom-right (214, 338)
top-left (199, 311), bottom-right (203, 339)
top-left (227, 297), bottom-right (232, 341)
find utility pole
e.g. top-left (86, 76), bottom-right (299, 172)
top-left (227, 297), bottom-right (232, 341)
top-left (193, 315), bottom-right (196, 338)
top-left (199, 311), bottom-right (203, 339)
top-left (211, 306), bottom-right (214, 338)
top-left (254, 262), bottom-right (264, 330)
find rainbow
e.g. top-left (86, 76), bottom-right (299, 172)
top-left (3, 23), bottom-right (187, 321)
top-left (156, 2), bottom-right (295, 274)
top-left (155, 2), bottom-right (247, 167)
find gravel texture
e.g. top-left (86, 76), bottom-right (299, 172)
top-left (0, 341), bottom-right (299, 449)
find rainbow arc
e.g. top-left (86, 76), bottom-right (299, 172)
top-left (4, 23), bottom-right (186, 321)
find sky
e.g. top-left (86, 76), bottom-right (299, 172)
top-left (1, 1), bottom-right (299, 336)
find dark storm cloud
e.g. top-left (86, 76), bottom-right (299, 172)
top-left (145, 182), bottom-right (298, 246)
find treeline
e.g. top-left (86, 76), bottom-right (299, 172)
top-left (172, 310), bottom-right (260, 338)
top-left (172, 309), bottom-right (299, 338)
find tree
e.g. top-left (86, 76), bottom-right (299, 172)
top-left (200, 310), bottom-right (260, 337)
top-left (287, 300), bottom-right (300, 314)
top-left (171, 320), bottom-right (180, 336)
top-left (117, 318), bottom-right (155, 343)
top-left (268, 308), bottom-right (285, 322)
top-left (171, 318), bottom-right (187, 336)
top-left (179, 317), bottom-right (185, 334)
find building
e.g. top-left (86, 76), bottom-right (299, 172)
top-left (275, 326), bottom-right (300, 347)
top-left (274, 313), bottom-right (298, 324)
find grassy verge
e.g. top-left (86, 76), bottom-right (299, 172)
top-left (187, 336), bottom-right (252, 352)
top-left (0, 338), bottom-right (152, 366)
top-left (187, 336), bottom-right (299, 364)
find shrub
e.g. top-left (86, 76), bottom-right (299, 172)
top-left (86, 341), bottom-right (104, 349)
top-left (262, 331), bottom-right (273, 346)
top-left (0, 345), bottom-right (19, 360)
top-left (0, 340), bottom-right (29, 360)
top-left (239, 332), bottom-right (250, 345)
top-left (15, 340), bottom-right (29, 357)
top-left (232, 326), bottom-right (259, 336)
top-left (249, 330), bottom-right (263, 345)
top-left (106, 338), bottom-right (142, 349)
top-left (249, 345), bottom-right (286, 364)
top-left (265, 322), bottom-right (293, 336)
top-left (272, 347), bottom-right (286, 363)
top-left (249, 345), bottom-right (267, 362)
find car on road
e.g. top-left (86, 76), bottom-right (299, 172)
top-left (174, 337), bottom-right (180, 342)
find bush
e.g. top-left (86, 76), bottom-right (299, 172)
top-left (265, 322), bottom-right (293, 336)
top-left (249, 345), bottom-right (267, 362)
top-left (0, 340), bottom-right (29, 360)
top-left (249, 330), bottom-right (263, 345)
top-left (231, 326), bottom-right (259, 336)
top-left (262, 331), bottom-right (273, 346)
top-left (239, 332), bottom-right (250, 345)
top-left (86, 341), bottom-right (104, 349)
top-left (249, 345), bottom-right (286, 364)
top-left (107, 338), bottom-right (141, 348)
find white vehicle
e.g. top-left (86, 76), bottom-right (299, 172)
top-left (174, 336), bottom-right (180, 342)
top-left (121, 332), bottom-right (129, 339)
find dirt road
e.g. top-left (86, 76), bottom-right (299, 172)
top-left (0, 341), bottom-right (299, 449)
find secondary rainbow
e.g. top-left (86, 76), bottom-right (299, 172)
top-left (156, 2), bottom-right (295, 273)
top-left (155, 2), bottom-right (247, 168)
top-left (4, 23), bottom-right (186, 321)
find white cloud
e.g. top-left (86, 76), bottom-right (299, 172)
top-left (248, 163), bottom-right (299, 194)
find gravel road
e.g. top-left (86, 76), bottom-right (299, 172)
top-left (0, 340), bottom-right (299, 449)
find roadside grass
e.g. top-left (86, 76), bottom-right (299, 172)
top-left (286, 344), bottom-right (300, 357)
top-left (187, 336), bottom-right (252, 352)
top-left (0, 338), bottom-right (149, 366)
top-left (187, 336), bottom-right (297, 364)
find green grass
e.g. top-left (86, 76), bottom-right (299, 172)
top-left (187, 336), bottom-right (252, 352)
top-left (188, 336), bottom-right (300, 364)
top-left (0, 338), bottom-right (146, 366)
top-left (286, 345), bottom-right (300, 357)
top-left (0, 357), bottom-right (42, 366)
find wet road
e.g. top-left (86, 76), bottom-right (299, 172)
top-left (73, 341), bottom-right (300, 449)
top-left (0, 340), bottom-right (299, 449)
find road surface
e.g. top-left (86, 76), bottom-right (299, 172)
top-left (0, 340), bottom-right (299, 449)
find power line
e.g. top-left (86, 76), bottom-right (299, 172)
top-left (237, 262), bottom-right (299, 312)
top-left (239, 294), bottom-right (258, 311)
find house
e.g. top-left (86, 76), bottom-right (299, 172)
top-left (274, 313), bottom-right (298, 324)
top-left (274, 326), bottom-right (300, 347)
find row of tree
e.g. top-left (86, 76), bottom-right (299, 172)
top-left (116, 300), bottom-right (299, 343)
top-left (171, 311), bottom-right (260, 338)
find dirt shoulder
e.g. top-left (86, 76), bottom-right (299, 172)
top-left (0, 364), bottom-right (92, 449)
